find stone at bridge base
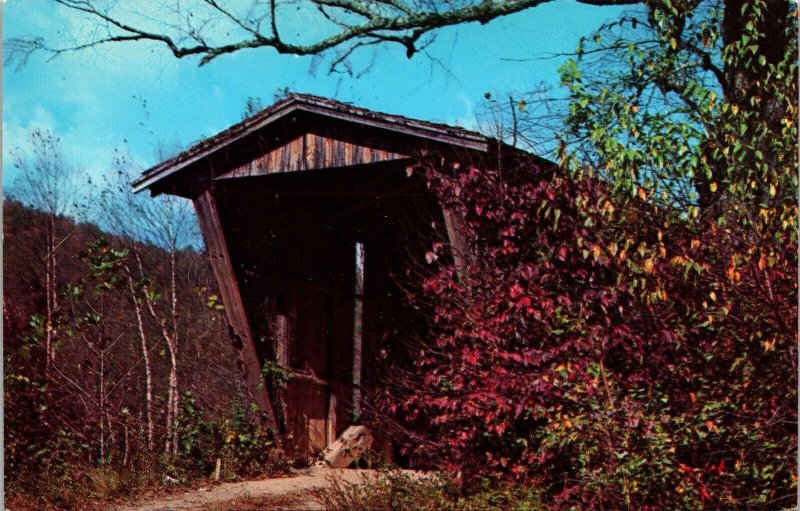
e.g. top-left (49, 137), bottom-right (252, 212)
top-left (314, 425), bottom-right (374, 469)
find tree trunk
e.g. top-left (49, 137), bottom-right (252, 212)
top-left (123, 423), bottom-right (130, 466)
top-left (137, 253), bottom-right (181, 456)
top-left (125, 264), bottom-right (155, 451)
top-left (133, 250), bottom-right (181, 456)
top-left (166, 348), bottom-right (179, 454)
top-left (99, 321), bottom-right (106, 463)
top-left (169, 234), bottom-right (180, 454)
top-left (695, 0), bottom-right (792, 207)
top-left (45, 216), bottom-right (55, 378)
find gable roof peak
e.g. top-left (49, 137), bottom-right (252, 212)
top-left (133, 94), bottom-right (504, 194)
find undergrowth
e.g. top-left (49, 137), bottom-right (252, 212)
top-left (5, 394), bottom-right (289, 511)
top-left (314, 469), bottom-right (543, 511)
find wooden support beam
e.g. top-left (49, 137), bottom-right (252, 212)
top-left (275, 314), bottom-right (289, 368)
top-left (327, 393), bottom-right (337, 447)
top-left (442, 206), bottom-right (473, 271)
top-left (193, 188), bottom-right (280, 439)
top-left (352, 242), bottom-right (365, 422)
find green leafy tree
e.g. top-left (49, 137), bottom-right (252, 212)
top-left (561, 0), bottom-right (796, 216)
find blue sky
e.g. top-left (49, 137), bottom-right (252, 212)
top-left (3, 0), bottom-right (630, 194)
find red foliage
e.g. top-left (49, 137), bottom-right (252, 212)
top-left (392, 158), bottom-right (797, 509)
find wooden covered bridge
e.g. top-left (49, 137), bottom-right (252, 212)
top-left (133, 94), bottom-right (538, 461)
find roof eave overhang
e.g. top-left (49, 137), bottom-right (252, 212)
top-left (132, 97), bottom-right (300, 193)
top-left (132, 96), bottom-right (493, 195)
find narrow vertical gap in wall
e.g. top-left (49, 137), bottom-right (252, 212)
top-left (352, 241), bottom-right (365, 422)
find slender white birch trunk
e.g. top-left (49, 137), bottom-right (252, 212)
top-left (125, 263), bottom-right (155, 451)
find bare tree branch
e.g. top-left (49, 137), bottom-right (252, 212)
top-left (9, 0), bottom-right (642, 69)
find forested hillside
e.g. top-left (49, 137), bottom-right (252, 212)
top-left (4, 199), bottom-right (285, 511)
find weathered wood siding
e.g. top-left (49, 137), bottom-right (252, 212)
top-left (217, 132), bottom-right (408, 179)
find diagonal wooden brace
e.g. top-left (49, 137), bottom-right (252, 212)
top-left (193, 188), bottom-right (281, 443)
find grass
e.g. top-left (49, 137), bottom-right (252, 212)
top-left (6, 459), bottom-right (170, 511)
top-left (312, 469), bottom-right (544, 511)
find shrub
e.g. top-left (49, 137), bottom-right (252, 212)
top-left (314, 469), bottom-right (543, 511)
top-left (177, 393), bottom-right (290, 481)
top-left (391, 158), bottom-right (796, 509)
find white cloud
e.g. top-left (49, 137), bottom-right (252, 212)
top-left (3, 103), bottom-right (123, 198)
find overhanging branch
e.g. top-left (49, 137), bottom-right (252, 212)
top-left (10, 0), bottom-right (643, 67)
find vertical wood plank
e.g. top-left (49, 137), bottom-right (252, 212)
top-left (275, 314), bottom-right (289, 367)
top-left (332, 140), bottom-right (342, 167)
top-left (291, 137), bottom-right (302, 171)
top-left (352, 242), bottom-right (365, 422)
top-left (280, 145), bottom-right (290, 171)
top-left (324, 137), bottom-right (333, 167)
top-left (343, 140), bottom-right (352, 166)
top-left (327, 393), bottom-right (337, 447)
top-left (314, 133), bottom-right (324, 168)
top-left (286, 140), bottom-right (295, 171)
top-left (193, 189), bottom-right (280, 438)
top-left (303, 134), bottom-right (312, 170)
top-left (442, 206), bottom-right (473, 272)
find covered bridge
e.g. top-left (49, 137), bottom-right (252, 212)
top-left (133, 94), bottom-right (539, 460)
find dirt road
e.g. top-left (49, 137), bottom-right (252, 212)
top-left (114, 467), bottom-right (377, 511)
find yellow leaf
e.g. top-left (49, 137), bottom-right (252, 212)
top-left (643, 258), bottom-right (655, 273)
top-left (710, 182), bottom-right (717, 192)
top-left (731, 104), bottom-right (739, 115)
top-left (669, 37), bottom-right (677, 50)
top-left (769, 184), bottom-right (776, 197)
top-left (601, 200), bottom-right (616, 215)
top-left (709, 291), bottom-right (717, 301)
top-left (592, 244), bottom-right (601, 260)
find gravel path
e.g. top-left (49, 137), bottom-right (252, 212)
top-left (114, 468), bottom-right (378, 511)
